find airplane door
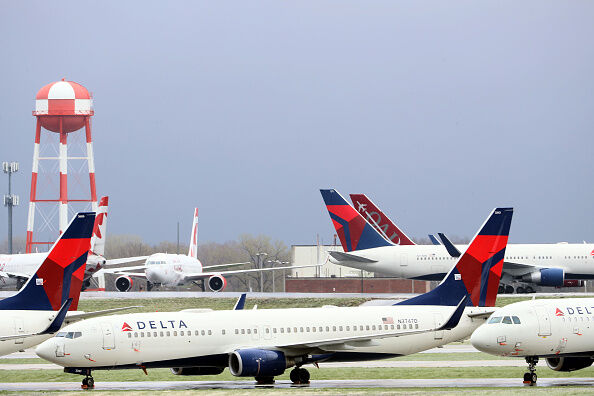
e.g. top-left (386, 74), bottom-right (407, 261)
top-left (101, 323), bottom-right (115, 350)
top-left (400, 254), bottom-right (408, 267)
top-left (55, 341), bottom-right (65, 357)
top-left (13, 318), bottom-right (25, 345)
top-left (534, 306), bottom-right (551, 336)
top-left (433, 314), bottom-right (444, 340)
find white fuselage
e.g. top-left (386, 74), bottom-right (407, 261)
top-left (0, 310), bottom-right (61, 356)
top-left (36, 305), bottom-right (491, 370)
top-left (332, 244), bottom-right (594, 281)
top-left (471, 298), bottom-right (594, 358)
top-left (0, 253), bottom-right (105, 289)
top-left (144, 253), bottom-right (203, 287)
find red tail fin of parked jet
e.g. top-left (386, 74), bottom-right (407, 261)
top-left (320, 189), bottom-right (392, 252)
top-left (0, 212), bottom-right (95, 311)
top-left (398, 207), bottom-right (513, 307)
top-left (349, 194), bottom-right (416, 245)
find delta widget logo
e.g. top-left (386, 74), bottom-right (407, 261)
top-left (122, 322), bottom-right (133, 332)
top-left (555, 308), bottom-right (564, 317)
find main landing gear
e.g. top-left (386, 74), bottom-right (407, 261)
top-left (290, 367), bottom-right (310, 384)
top-left (523, 356), bottom-right (538, 386)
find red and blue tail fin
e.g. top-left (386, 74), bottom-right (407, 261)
top-left (398, 207), bottom-right (513, 307)
top-left (349, 193), bottom-right (416, 246)
top-left (0, 212), bottom-right (95, 311)
top-left (320, 189), bottom-right (393, 252)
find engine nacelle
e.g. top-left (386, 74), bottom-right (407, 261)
top-left (522, 268), bottom-right (564, 286)
top-left (229, 349), bottom-right (290, 377)
top-left (546, 357), bottom-right (594, 372)
top-left (208, 275), bottom-right (227, 292)
top-left (115, 275), bottom-right (133, 292)
top-left (170, 367), bottom-right (224, 376)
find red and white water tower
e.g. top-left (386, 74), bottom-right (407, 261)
top-left (26, 79), bottom-right (98, 253)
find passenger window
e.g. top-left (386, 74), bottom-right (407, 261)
top-left (195, 330), bottom-right (199, 336)
top-left (384, 325), bottom-right (388, 330)
top-left (208, 330), bottom-right (212, 335)
top-left (502, 317), bottom-right (512, 324)
top-left (488, 316), bottom-right (502, 324)
top-left (154, 332), bottom-right (158, 337)
top-left (273, 328), bottom-right (277, 333)
top-left (326, 326), bottom-right (330, 332)
top-left (254, 329), bottom-right (258, 334)
top-left (409, 324), bottom-right (413, 329)
top-left (306, 327), bottom-right (310, 332)
top-left (180, 331), bottom-right (184, 336)
top-left (390, 325), bottom-right (394, 330)
top-left (166, 331), bottom-right (170, 336)
top-left (235, 329), bottom-right (239, 335)
top-left (415, 324), bottom-right (419, 329)
top-left (266, 328), bottom-right (270, 334)
top-left (346, 326), bottom-right (350, 331)
top-left (128, 333), bottom-right (132, 338)
top-left (201, 330), bottom-right (205, 336)
top-left (397, 325), bottom-right (400, 330)
top-left (248, 329), bottom-right (252, 334)
top-left (359, 325), bottom-right (363, 331)
top-left (372, 325), bottom-right (376, 330)
top-left (319, 326), bottom-right (323, 332)
top-left (173, 331), bottom-right (177, 336)
top-left (339, 326), bottom-right (343, 331)
top-left (160, 331), bottom-right (164, 337)
top-left (147, 332), bottom-right (151, 337)
top-left (241, 329), bottom-right (245, 334)
top-left (300, 327), bottom-right (304, 332)
top-left (333, 326), bottom-right (337, 331)
top-left (512, 316), bottom-right (521, 324)
top-left (134, 332), bottom-right (138, 338)
top-left (287, 328), bottom-right (291, 333)
top-left (221, 330), bottom-right (226, 335)
top-left (366, 325), bottom-right (369, 330)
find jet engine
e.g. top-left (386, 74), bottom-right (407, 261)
top-left (522, 268), bottom-right (564, 286)
top-left (170, 367), bottom-right (224, 375)
top-left (546, 357), bottom-right (594, 372)
top-left (229, 349), bottom-right (292, 377)
top-left (115, 275), bottom-right (133, 292)
top-left (208, 275), bottom-right (227, 292)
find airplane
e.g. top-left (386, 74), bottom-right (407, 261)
top-left (36, 206), bottom-right (513, 389)
top-left (110, 208), bottom-right (318, 292)
top-left (0, 196), bottom-right (147, 290)
top-left (0, 212), bottom-right (136, 356)
top-left (322, 189), bottom-right (594, 294)
top-left (470, 298), bottom-right (594, 385)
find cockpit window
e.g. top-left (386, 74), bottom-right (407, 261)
top-left (502, 316), bottom-right (513, 324)
top-left (74, 332), bottom-right (82, 338)
top-left (56, 332), bottom-right (66, 337)
top-left (488, 316), bottom-right (502, 324)
top-left (60, 331), bottom-right (82, 339)
top-left (512, 316), bottom-right (521, 324)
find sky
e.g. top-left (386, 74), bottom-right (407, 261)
top-left (0, 1), bottom-right (593, 250)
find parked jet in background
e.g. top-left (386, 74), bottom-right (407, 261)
top-left (111, 209), bottom-right (317, 292)
top-left (321, 189), bottom-right (594, 293)
top-left (36, 207), bottom-right (513, 388)
top-left (471, 298), bottom-right (594, 385)
top-left (0, 197), bottom-right (147, 290)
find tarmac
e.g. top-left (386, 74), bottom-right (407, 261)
top-left (0, 378), bottom-right (593, 391)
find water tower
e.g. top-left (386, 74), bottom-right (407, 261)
top-left (26, 79), bottom-right (98, 253)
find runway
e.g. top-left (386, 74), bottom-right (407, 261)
top-left (1, 378), bottom-right (593, 391)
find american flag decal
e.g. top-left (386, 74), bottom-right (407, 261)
top-left (382, 317), bottom-right (394, 324)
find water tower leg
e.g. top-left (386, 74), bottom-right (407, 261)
top-left (85, 117), bottom-right (98, 212)
top-left (26, 120), bottom-right (42, 253)
top-left (58, 118), bottom-right (68, 234)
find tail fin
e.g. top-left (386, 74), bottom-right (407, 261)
top-left (349, 194), bottom-right (416, 245)
top-left (90, 196), bottom-right (109, 257)
top-left (0, 212), bottom-right (95, 311)
top-left (398, 207), bottom-right (513, 307)
top-left (188, 208), bottom-right (199, 259)
top-left (320, 189), bottom-right (392, 252)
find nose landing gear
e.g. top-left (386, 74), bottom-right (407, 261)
top-left (81, 369), bottom-right (94, 389)
top-left (523, 356), bottom-right (538, 386)
top-left (290, 367), bottom-right (310, 384)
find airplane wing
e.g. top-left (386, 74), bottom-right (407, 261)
top-left (182, 264), bottom-right (322, 282)
top-left (274, 296), bottom-right (467, 350)
top-left (202, 262), bottom-right (250, 270)
top-left (0, 298), bottom-right (72, 341)
top-left (466, 309), bottom-right (497, 319)
top-left (64, 306), bottom-right (141, 323)
top-left (103, 256), bottom-right (149, 267)
top-left (0, 270), bottom-right (30, 280)
top-left (328, 251), bottom-right (378, 263)
top-left (101, 265), bottom-right (149, 274)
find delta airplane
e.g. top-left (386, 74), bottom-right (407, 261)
top-left (0, 197), bottom-right (147, 290)
top-left (37, 207), bottom-right (512, 389)
top-left (322, 189), bottom-right (594, 293)
top-left (0, 212), bottom-right (135, 356)
top-left (471, 298), bottom-right (594, 385)
top-left (111, 209), bottom-right (317, 292)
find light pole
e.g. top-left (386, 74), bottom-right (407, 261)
top-left (3, 162), bottom-right (19, 254)
top-left (256, 252), bottom-right (268, 292)
top-left (267, 260), bottom-right (288, 293)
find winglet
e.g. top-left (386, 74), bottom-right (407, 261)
top-left (428, 234), bottom-right (441, 245)
top-left (41, 298), bottom-right (73, 334)
top-left (437, 295), bottom-right (468, 331)
top-left (437, 233), bottom-right (461, 258)
top-left (233, 293), bottom-right (247, 310)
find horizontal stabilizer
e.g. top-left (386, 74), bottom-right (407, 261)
top-left (328, 251), bottom-right (378, 263)
top-left (0, 298), bottom-right (72, 341)
top-left (65, 306), bottom-right (141, 323)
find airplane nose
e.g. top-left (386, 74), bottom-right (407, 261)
top-left (35, 340), bottom-right (55, 362)
top-left (146, 267), bottom-right (161, 283)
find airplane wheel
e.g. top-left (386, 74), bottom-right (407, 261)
top-left (87, 377), bottom-right (94, 388)
top-left (531, 373), bottom-right (537, 385)
top-left (505, 285), bottom-right (514, 294)
top-left (255, 375), bottom-right (275, 384)
top-left (525, 286), bottom-right (535, 294)
top-left (82, 378), bottom-right (88, 387)
top-left (298, 368), bottom-right (310, 383)
top-left (290, 368), bottom-right (300, 384)
top-left (147, 281), bottom-right (153, 291)
top-left (498, 285), bottom-right (504, 294)
top-left (516, 286), bottom-right (525, 294)
top-left (523, 372), bottom-right (531, 383)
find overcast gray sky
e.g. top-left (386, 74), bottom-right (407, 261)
top-left (1, 1), bottom-right (593, 249)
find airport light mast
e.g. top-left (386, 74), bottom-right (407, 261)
top-left (256, 252), bottom-right (268, 292)
top-left (3, 161), bottom-right (19, 254)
